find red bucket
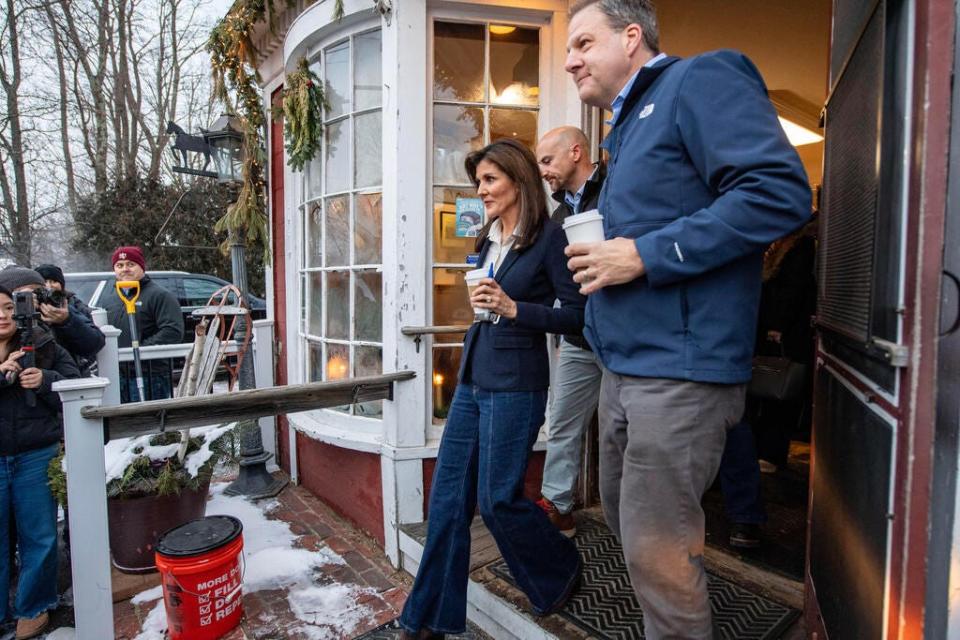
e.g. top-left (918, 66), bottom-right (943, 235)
top-left (155, 515), bottom-right (244, 640)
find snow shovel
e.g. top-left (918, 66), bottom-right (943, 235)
top-left (116, 280), bottom-right (147, 402)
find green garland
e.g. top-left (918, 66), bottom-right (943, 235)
top-left (282, 58), bottom-right (329, 171)
top-left (207, 0), bottom-right (275, 261)
top-left (207, 0), bottom-right (380, 259)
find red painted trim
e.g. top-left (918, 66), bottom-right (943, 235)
top-left (817, 351), bottom-right (900, 419)
top-left (888, 2), bottom-right (954, 638)
top-left (269, 87), bottom-right (290, 471)
top-left (296, 433), bottom-right (385, 544)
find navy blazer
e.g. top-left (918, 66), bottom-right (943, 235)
top-left (459, 220), bottom-right (585, 391)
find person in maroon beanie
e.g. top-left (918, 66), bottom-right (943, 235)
top-left (100, 246), bottom-right (183, 402)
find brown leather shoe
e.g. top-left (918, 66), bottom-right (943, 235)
top-left (15, 611), bottom-right (49, 639)
top-left (536, 497), bottom-right (576, 537)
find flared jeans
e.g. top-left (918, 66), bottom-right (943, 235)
top-left (399, 384), bottom-right (581, 634)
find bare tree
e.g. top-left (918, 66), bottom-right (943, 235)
top-left (0, 0), bottom-right (33, 264)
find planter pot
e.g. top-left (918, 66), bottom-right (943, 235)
top-left (107, 478), bottom-right (211, 573)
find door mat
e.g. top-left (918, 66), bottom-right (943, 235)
top-left (353, 618), bottom-right (485, 639)
top-left (489, 518), bottom-right (799, 640)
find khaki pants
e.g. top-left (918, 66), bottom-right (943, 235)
top-left (599, 372), bottom-right (745, 640)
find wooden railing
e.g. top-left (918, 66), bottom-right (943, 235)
top-left (55, 368), bottom-right (415, 640)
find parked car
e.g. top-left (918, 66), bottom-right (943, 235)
top-left (64, 271), bottom-right (267, 343)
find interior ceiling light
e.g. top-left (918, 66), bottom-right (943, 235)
top-left (489, 25), bottom-right (516, 35)
top-left (768, 90), bottom-right (824, 147)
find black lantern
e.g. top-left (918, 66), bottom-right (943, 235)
top-left (203, 113), bottom-right (245, 183)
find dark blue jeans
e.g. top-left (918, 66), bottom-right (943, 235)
top-left (718, 421), bottom-right (766, 525)
top-left (0, 444), bottom-right (60, 621)
top-left (399, 384), bottom-right (581, 634)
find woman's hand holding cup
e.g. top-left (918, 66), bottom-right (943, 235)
top-left (470, 278), bottom-right (518, 320)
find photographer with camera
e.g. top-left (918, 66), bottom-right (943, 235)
top-left (0, 285), bottom-right (80, 638)
top-left (0, 267), bottom-right (105, 377)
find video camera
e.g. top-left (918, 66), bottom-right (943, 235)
top-left (34, 287), bottom-right (66, 309)
top-left (12, 291), bottom-right (38, 406)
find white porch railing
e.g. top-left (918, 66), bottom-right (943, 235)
top-left (54, 315), bottom-right (414, 640)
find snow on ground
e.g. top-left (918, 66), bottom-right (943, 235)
top-left (132, 483), bottom-right (375, 640)
top-left (43, 629), bottom-right (76, 639)
top-left (130, 585), bottom-right (163, 605)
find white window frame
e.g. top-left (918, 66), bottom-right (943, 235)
top-left (425, 4), bottom-right (565, 441)
top-left (293, 23), bottom-right (385, 430)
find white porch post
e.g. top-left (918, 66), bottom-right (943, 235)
top-left (55, 377), bottom-right (113, 640)
top-left (91, 309), bottom-right (122, 407)
top-left (380, 0), bottom-right (429, 567)
top-left (252, 319), bottom-right (279, 471)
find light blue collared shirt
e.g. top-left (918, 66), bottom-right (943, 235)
top-left (563, 165), bottom-right (601, 214)
top-left (607, 52), bottom-right (668, 127)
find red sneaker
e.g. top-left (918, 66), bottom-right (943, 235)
top-left (536, 497), bottom-right (577, 537)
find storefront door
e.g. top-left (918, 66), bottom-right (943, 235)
top-left (807, 0), bottom-right (954, 637)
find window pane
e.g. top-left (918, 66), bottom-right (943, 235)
top-left (354, 346), bottom-right (382, 417)
top-left (432, 347), bottom-right (462, 422)
top-left (307, 341), bottom-right (323, 382)
top-left (307, 155), bottom-right (323, 201)
top-left (355, 192), bottom-right (382, 264)
top-left (325, 40), bottom-right (350, 119)
top-left (306, 202), bottom-right (322, 268)
top-left (433, 267), bottom-right (474, 326)
top-left (433, 187), bottom-right (478, 263)
top-left (325, 195), bottom-right (349, 267)
top-left (490, 108), bottom-right (538, 150)
top-left (324, 119), bottom-right (350, 193)
top-left (182, 278), bottom-right (221, 307)
top-left (354, 111), bottom-right (382, 189)
top-left (434, 22), bottom-right (485, 102)
top-left (354, 270), bottom-right (382, 342)
top-left (325, 343), bottom-right (350, 381)
top-left (326, 271), bottom-right (349, 339)
top-left (433, 105), bottom-right (483, 185)
top-left (354, 30), bottom-right (382, 110)
top-left (307, 271), bottom-right (322, 336)
top-left (489, 26), bottom-right (539, 106)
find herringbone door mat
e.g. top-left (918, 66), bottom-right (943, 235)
top-left (354, 618), bottom-right (485, 639)
top-left (489, 518), bottom-right (799, 639)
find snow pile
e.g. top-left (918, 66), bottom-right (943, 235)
top-left (130, 585), bottom-right (163, 605)
top-left (133, 483), bottom-right (376, 640)
top-left (104, 423), bottom-right (235, 483)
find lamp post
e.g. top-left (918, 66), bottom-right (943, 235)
top-left (170, 114), bottom-right (286, 499)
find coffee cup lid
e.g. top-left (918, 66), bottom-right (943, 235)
top-left (465, 268), bottom-right (488, 280)
top-left (562, 210), bottom-right (603, 229)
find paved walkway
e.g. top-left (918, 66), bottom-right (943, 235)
top-left (113, 476), bottom-right (412, 640)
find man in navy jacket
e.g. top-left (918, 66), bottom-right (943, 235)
top-left (564, 1), bottom-right (811, 638)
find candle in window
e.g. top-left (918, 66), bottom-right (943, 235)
top-left (433, 372), bottom-right (445, 413)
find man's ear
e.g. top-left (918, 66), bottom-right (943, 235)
top-left (622, 23), bottom-right (644, 58)
top-left (570, 143), bottom-right (583, 163)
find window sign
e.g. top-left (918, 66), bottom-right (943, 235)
top-left (455, 197), bottom-right (484, 237)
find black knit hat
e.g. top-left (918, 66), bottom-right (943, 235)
top-left (35, 264), bottom-right (65, 289)
top-left (0, 266), bottom-right (44, 292)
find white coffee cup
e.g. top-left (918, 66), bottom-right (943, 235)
top-left (465, 268), bottom-right (494, 321)
top-left (562, 209), bottom-right (605, 245)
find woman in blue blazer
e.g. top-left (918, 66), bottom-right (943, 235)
top-left (399, 139), bottom-right (585, 639)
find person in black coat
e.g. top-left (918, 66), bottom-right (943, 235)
top-left (0, 266), bottom-right (105, 376)
top-left (533, 126), bottom-right (606, 536)
top-left (399, 139), bottom-right (585, 639)
top-left (99, 246), bottom-right (184, 402)
top-left (0, 285), bottom-right (80, 638)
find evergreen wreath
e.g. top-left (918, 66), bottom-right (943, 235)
top-left (281, 57), bottom-right (329, 171)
